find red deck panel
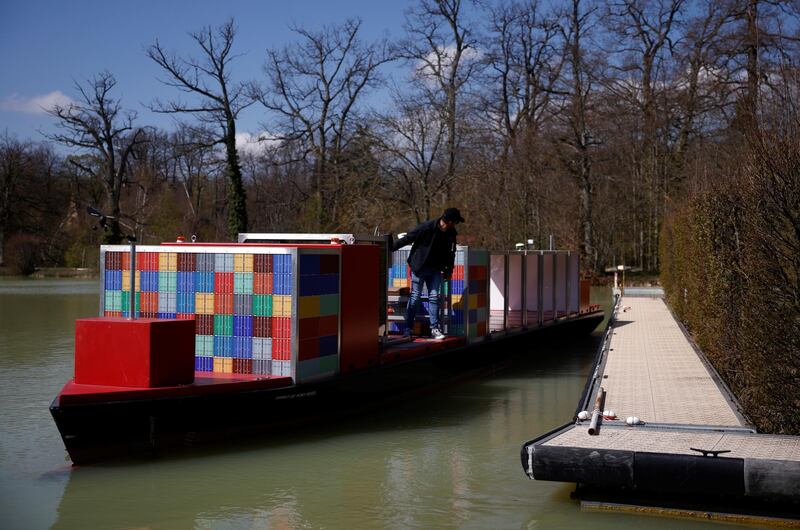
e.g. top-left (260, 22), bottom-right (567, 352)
top-left (57, 372), bottom-right (294, 406)
top-left (381, 336), bottom-right (465, 365)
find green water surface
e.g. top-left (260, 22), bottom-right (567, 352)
top-left (0, 280), bottom-right (735, 529)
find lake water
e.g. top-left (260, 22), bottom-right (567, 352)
top-left (0, 279), bottom-right (734, 529)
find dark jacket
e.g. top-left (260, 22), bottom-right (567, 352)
top-left (392, 218), bottom-right (457, 276)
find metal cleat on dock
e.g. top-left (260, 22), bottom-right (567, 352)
top-left (690, 448), bottom-right (731, 458)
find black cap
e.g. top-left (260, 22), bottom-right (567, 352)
top-left (442, 207), bottom-right (465, 223)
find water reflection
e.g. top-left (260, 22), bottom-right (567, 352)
top-left (49, 338), bottom-right (589, 529)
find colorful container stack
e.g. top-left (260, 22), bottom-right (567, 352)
top-left (449, 249), bottom-right (489, 341)
top-left (465, 250), bottom-right (489, 340)
top-left (102, 248), bottom-right (300, 377)
top-left (448, 251), bottom-right (466, 336)
top-left (388, 248), bottom-right (411, 289)
top-left (296, 253), bottom-right (340, 381)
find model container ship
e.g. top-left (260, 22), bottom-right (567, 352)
top-left (50, 233), bottom-right (603, 464)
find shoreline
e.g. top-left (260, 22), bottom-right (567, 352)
top-left (0, 267), bottom-right (99, 279)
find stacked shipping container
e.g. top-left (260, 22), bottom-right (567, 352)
top-left (102, 248), bottom-right (297, 377)
top-left (296, 253), bottom-right (341, 381)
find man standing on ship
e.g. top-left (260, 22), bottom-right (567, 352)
top-left (391, 207), bottom-right (465, 340)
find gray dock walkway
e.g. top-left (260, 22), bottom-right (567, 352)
top-left (600, 297), bottom-right (742, 426)
top-left (522, 293), bottom-right (800, 507)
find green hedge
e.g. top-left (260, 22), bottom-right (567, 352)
top-left (660, 135), bottom-right (800, 435)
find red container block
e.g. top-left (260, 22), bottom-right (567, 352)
top-left (214, 293), bottom-right (233, 315)
top-left (318, 315), bottom-right (338, 336)
top-left (580, 279), bottom-right (591, 312)
top-left (272, 317), bottom-right (291, 339)
top-left (105, 252), bottom-right (122, 270)
top-left (177, 253), bottom-right (196, 272)
top-left (232, 359), bottom-right (252, 374)
top-left (253, 316), bottom-right (271, 337)
top-left (215, 272), bottom-right (234, 293)
top-left (299, 317), bottom-right (319, 339)
top-left (253, 254), bottom-right (272, 273)
top-left (141, 292), bottom-right (159, 314)
top-left (476, 292), bottom-right (487, 308)
top-left (469, 265), bottom-right (486, 281)
top-left (136, 252), bottom-right (159, 271)
top-left (298, 338), bottom-right (319, 360)
top-left (196, 314), bottom-right (214, 335)
top-left (273, 339), bottom-right (291, 360)
top-left (254, 272), bottom-right (273, 294)
top-left (75, 317), bottom-right (195, 388)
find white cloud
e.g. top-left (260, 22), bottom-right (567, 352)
top-left (235, 131), bottom-right (281, 156)
top-left (0, 91), bottom-right (74, 114)
top-left (415, 45), bottom-right (482, 82)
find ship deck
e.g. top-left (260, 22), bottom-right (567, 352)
top-left (56, 335), bottom-right (469, 407)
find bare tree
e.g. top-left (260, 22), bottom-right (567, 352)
top-left (254, 18), bottom-right (392, 230)
top-left (374, 92), bottom-right (448, 222)
top-left (556, 0), bottom-right (600, 271)
top-left (47, 71), bottom-right (146, 243)
top-left (0, 133), bottom-right (31, 265)
top-left (481, 0), bottom-right (563, 156)
top-left (171, 127), bottom-right (221, 234)
top-left (720, 0), bottom-right (800, 129)
top-left (147, 18), bottom-right (252, 239)
top-left (603, 0), bottom-right (685, 271)
top-left (400, 0), bottom-right (480, 197)
top-left (670, 0), bottom-right (735, 166)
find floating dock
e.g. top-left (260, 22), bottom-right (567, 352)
top-left (522, 292), bottom-right (800, 511)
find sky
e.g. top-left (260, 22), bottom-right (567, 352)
top-left (0, 0), bottom-right (411, 145)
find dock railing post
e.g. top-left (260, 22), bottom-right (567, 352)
top-left (521, 250), bottom-right (527, 329)
top-left (538, 252), bottom-right (544, 327)
top-left (566, 251), bottom-right (571, 317)
top-left (503, 253), bottom-right (509, 331)
top-left (552, 252), bottom-right (557, 320)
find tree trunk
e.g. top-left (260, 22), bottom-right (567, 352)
top-left (224, 116), bottom-right (248, 240)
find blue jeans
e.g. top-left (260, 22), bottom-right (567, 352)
top-left (406, 267), bottom-right (442, 331)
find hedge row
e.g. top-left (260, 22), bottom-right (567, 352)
top-left (660, 134), bottom-right (800, 435)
